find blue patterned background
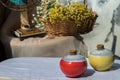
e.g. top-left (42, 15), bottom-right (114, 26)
top-left (10, 0), bottom-right (27, 5)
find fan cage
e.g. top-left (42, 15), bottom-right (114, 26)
top-left (0, 0), bottom-right (41, 11)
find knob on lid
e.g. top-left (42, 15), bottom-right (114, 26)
top-left (97, 44), bottom-right (104, 49)
top-left (69, 50), bottom-right (77, 55)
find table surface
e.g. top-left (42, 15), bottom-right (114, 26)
top-left (0, 57), bottom-right (119, 80)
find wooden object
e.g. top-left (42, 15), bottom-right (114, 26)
top-left (14, 28), bottom-right (46, 41)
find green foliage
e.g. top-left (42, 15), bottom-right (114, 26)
top-left (38, 0), bottom-right (56, 21)
top-left (49, 2), bottom-right (92, 26)
top-left (32, 0), bottom-right (56, 29)
top-left (33, 0), bottom-right (93, 28)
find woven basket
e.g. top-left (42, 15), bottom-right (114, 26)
top-left (45, 0), bottom-right (98, 36)
top-left (45, 20), bottom-right (78, 36)
top-left (78, 11), bottom-right (98, 34)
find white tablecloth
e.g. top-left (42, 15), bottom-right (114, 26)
top-left (0, 57), bottom-right (119, 80)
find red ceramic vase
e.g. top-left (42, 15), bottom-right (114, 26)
top-left (60, 50), bottom-right (87, 78)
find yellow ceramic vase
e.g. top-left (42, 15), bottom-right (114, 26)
top-left (88, 44), bottom-right (114, 71)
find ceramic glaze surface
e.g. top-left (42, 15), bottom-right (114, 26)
top-left (89, 55), bottom-right (114, 71)
top-left (60, 59), bottom-right (87, 78)
top-left (60, 51), bottom-right (87, 78)
top-left (88, 44), bottom-right (114, 71)
top-left (91, 49), bottom-right (113, 56)
top-left (62, 55), bottom-right (86, 62)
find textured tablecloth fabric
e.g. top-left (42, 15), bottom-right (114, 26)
top-left (0, 57), bottom-right (119, 80)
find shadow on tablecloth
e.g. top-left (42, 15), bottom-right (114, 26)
top-left (82, 69), bottom-right (95, 77)
top-left (110, 63), bottom-right (120, 71)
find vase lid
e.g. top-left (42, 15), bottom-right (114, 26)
top-left (61, 50), bottom-right (86, 62)
top-left (91, 44), bottom-right (113, 56)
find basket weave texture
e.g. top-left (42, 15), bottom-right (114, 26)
top-left (45, 12), bottom-right (98, 36)
top-left (45, 20), bottom-right (78, 36)
top-left (44, 0), bottom-right (98, 36)
top-left (78, 12), bottom-right (98, 34)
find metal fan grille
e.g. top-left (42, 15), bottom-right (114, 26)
top-left (0, 0), bottom-right (41, 11)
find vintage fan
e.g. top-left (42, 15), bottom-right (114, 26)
top-left (0, 0), bottom-right (41, 30)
